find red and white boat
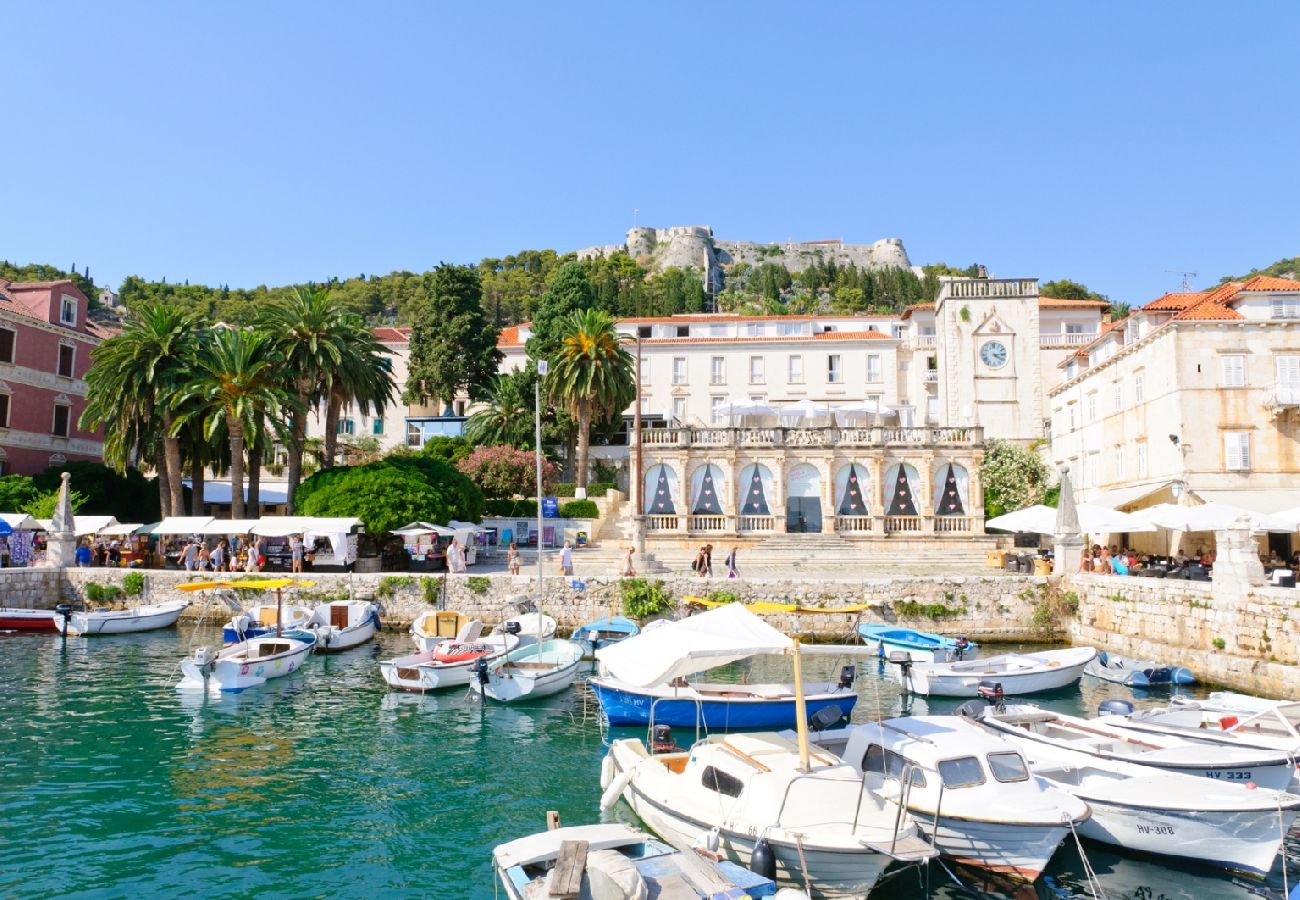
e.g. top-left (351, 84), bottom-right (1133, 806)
top-left (0, 608), bottom-right (58, 631)
top-left (379, 631), bottom-right (520, 692)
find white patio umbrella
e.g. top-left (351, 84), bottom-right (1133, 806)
top-left (1132, 503), bottom-right (1292, 534)
top-left (778, 398), bottom-right (830, 422)
top-left (986, 503), bottom-right (1154, 535)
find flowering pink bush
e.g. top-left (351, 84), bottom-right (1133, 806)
top-left (456, 445), bottom-right (558, 499)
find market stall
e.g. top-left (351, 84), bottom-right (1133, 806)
top-left (0, 513), bottom-right (43, 567)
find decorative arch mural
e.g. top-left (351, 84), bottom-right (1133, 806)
top-left (932, 462), bottom-right (970, 515)
top-left (834, 463), bottom-right (871, 516)
top-left (738, 463), bottom-right (774, 516)
top-left (690, 464), bottom-right (725, 515)
top-left (884, 463), bottom-right (920, 517)
top-left (644, 464), bottom-right (678, 515)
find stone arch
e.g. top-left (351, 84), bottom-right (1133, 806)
top-left (834, 462), bottom-right (872, 516)
top-left (785, 462), bottom-right (823, 533)
top-left (932, 460), bottom-right (971, 516)
top-left (883, 462), bottom-right (921, 517)
top-left (737, 462), bottom-right (775, 516)
top-left (643, 463), bottom-right (679, 516)
top-left (688, 462), bottom-right (727, 515)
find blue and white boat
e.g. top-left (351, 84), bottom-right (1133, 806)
top-left (222, 603), bottom-right (314, 644)
top-left (858, 623), bottom-right (977, 663)
top-left (1084, 651), bottom-right (1195, 687)
top-left (572, 615), bottom-right (639, 659)
top-left (591, 603), bottom-right (857, 730)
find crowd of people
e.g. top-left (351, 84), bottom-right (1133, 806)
top-left (1079, 544), bottom-right (1222, 576)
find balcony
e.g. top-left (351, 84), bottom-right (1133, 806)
top-left (1264, 382), bottom-right (1300, 415)
top-left (916, 334), bottom-right (937, 348)
top-left (1039, 332), bottom-right (1096, 348)
top-left (945, 279), bottom-right (1037, 299)
top-left (637, 425), bottom-right (982, 449)
top-left (924, 371), bottom-right (939, 383)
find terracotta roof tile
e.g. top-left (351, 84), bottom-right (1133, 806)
top-left (1142, 291), bottom-right (1204, 311)
top-left (1171, 302), bottom-right (1244, 321)
top-left (497, 325), bottom-right (522, 347)
top-left (1038, 297), bottom-right (1109, 308)
top-left (1239, 275), bottom-right (1300, 293)
top-left (372, 326), bottom-right (411, 342)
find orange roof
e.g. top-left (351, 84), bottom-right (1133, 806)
top-left (1039, 297), bottom-right (1109, 308)
top-left (1239, 275), bottom-right (1300, 293)
top-left (1172, 302), bottom-right (1244, 321)
top-left (497, 325), bottom-right (523, 347)
top-left (372, 326), bottom-right (410, 343)
top-left (899, 303), bottom-right (934, 320)
top-left (1142, 292), bottom-right (1203, 311)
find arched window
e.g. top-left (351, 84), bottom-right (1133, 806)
top-left (834, 463), bottom-right (870, 516)
top-left (884, 463), bottom-right (920, 517)
top-left (737, 463), bottom-right (774, 516)
top-left (933, 462), bottom-right (970, 516)
top-left (644, 464), bottom-right (678, 515)
top-left (690, 464), bottom-right (725, 515)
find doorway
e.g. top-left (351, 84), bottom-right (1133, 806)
top-left (785, 463), bottom-right (823, 533)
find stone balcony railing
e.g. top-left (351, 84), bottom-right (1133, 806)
top-left (1039, 332), bottom-right (1096, 348)
top-left (638, 425), bottom-right (982, 449)
top-left (644, 513), bottom-right (982, 537)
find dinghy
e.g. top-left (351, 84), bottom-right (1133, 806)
top-left (177, 633), bottom-right (316, 692)
top-left (471, 638), bottom-right (585, 702)
top-left (592, 604), bottom-right (857, 730)
top-left (222, 603), bottom-right (314, 644)
top-left (306, 599), bottom-right (379, 652)
top-left (51, 600), bottom-right (189, 636)
top-left (890, 646), bottom-right (1096, 697)
top-left (571, 615), bottom-right (638, 658)
top-left (0, 608), bottom-right (57, 631)
top-left (857, 623), bottom-right (977, 663)
top-left (1084, 651), bottom-right (1195, 687)
top-left (493, 822), bottom-right (780, 900)
top-left (409, 610), bottom-right (472, 652)
top-left (379, 622), bottom-right (521, 692)
top-left (806, 716), bottom-right (1089, 882)
top-left (978, 704), bottom-right (1296, 790)
top-left (1102, 700), bottom-right (1300, 772)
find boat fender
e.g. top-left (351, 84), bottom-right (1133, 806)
top-left (954, 698), bottom-right (987, 719)
top-left (599, 766), bottom-right (635, 812)
top-left (1219, 715), bottom-right (1239, 730)
top-left (600, 754), bottom-right (614, 791)
top-left (749, 836), bottom-right (776, 880)
top-left (1098, 699), bottom-right (1134, 718)
top-left (1246, 781), bottom-right (1257, 790)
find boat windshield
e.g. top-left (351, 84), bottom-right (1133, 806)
top-left (937, 756), bottom-right (985, 789)
top-left (986, 752), bottom-right (1029, 783)
top-left (862, 743), bottom-right (925, 787)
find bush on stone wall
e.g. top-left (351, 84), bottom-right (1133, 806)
top-left (621, 577), bottom-right (674, 619)
top-left (122, 572), bottom-right (145, 597)
top-left (558, 500), bottom-right (598, 519)
top-left (485, 499), bottom-right (538, 517)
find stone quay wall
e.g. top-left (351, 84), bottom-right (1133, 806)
top-left (1067, 573), bottom-right (1300, 698)
top-left (8, 568), bottom-right (1053, 642)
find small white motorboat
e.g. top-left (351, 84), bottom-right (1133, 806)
top-left (470, 639), bottom-right (584, 702)
top-left (306, 600), bottom-right (379, 652)
top-left (409, 610), bottom-right (473, 652)
top-left (0, 607), bottom-right (58, 631)
top-left (379, 625), bottom-right (520, 692)
top-left (222, 603), bottom-right (314, 643)
top-left (806, 716), bottom-right (1089, 882)
top-left (979, 704), bottom-right (1297, 790)
top-left (890, 646), bottom-right (1096, 697)
top-left (177, 632), bottom-right (316, 692)
top-left (493, 822), bottom-right (781, 900)
top-left (51, 600), bottom-right (189, 636)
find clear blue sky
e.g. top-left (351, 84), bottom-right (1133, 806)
top-left (4, 2), bottom-right (1298, 304)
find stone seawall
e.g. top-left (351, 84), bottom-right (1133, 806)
top-left (1068, 573), bottom-right (1300, 698)
top-left (7, 568), bottom-right (1051, 641)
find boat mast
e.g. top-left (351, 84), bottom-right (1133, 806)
top-left (275, 586), bottom-right (283, 639)
top-left (534, 360), bottom-right (546, 660)
top-left (791, 639), bottom-right (811, 772)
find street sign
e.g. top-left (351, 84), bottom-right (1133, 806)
top-left (542, 496), bottom-right (559, 518)
top-left (538, 360), bottom-right (549, 376)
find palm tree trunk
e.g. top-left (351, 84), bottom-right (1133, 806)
top-left (161, 412), bottom-right (185, 516)
top-left (228, 416), bottom-right (246, 520)
top-left (323, 391), bottom-right (342, 469)
top-left (190, 457), bottom-right (205, 517)
top-left (564, 422), bottom-right (576, 482)
top-left (576, 401), bottom-right (592, 489)
top-left (247, 441), bottom-right (262, 516)
top-left (286, 404), bottom-right (307, 513)
top-left (156, 446), bottom-right (171, 518)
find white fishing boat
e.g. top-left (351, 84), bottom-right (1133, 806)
top-left (306, 599), bottom-right (379, 652)
top-left (979, 704), bottom-right (1296, 790)
top-left (177, 633), bottom-right (316, 692)
top-left (493, 822), bottom-right (781, 900)
top-left (890, 646), bottom-right (1096, 698)
top-left (1172, 691), bottom-right (1285, 718)
top-left (805, 716), bottom-right (1089, 882)
top-left (409, 610), bottom-right (472, 652)
top-left (51, 600), bottom-right (189, 636)
top-left (222, 603), bottom-right (314, 643)
top-left (379, 625), bottom-right (520, 692)
top-left (1031, 762), bottom-right (1300, 876)
top-left (471, 638), bottom-right (585, 702)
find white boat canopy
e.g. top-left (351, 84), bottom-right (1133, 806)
top-left (151, 516), bottom-right (216, 535)
top-left (0, 513), bottom-right (42, 530)
top-left (594, 603), bottom-right (793, 687)
top-left (36, 514), bottom-right (119, 537)
top-left (986, 503), bottom-right (1154, 535)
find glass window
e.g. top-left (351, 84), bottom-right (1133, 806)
top-left (1224, 432), bottom-right (1251, 470)
top-left (637, 325), bottom-right (652, 339)
top-left (1136, 442), bottom-right (1148, 477)
top-left (1086, 393), bottom-right (1097, 421)
top-left (710, 357), bottom-right (725, 385)
top-left (827, 355), bottom-right (842, 384)
top-left (0, 328), bottom-right (14, 363)
top-left (336, 418), bottom-right (355, 435)
top-left (372, 418), bottom-right (385, 435)
top-left (676, 325), bottom-right (689, 338)
top-left (52, 404), bottom-right (71, 438)
top-left (1221, 355), bottom-right (1246, 388)
top-left (937, 756), bottom-right (985, 789)
top-left (710, 396), bottom-right (725, 423)
top-left (672, 397), bottom-right (686, 421)
top-left (749, 356), bottom-right (765, 384)
top-left (60, 296), bottom-right (77, 326)
top-left (57, 344), bottom-right (74, 378)
top-left (780, 322), bottom-right (806, 337)
top-left (639, 357), bottom-right (650, 384)
top-left (672, 357), bottom-right (687, 385)
top-left (1066, 324), bottom-right (1085, 334)
top-left (861, 744), bottom-right (925, 786)
top-left (746, 323), bottom-right (762, 337)
top-left (701, 765), bottom-right (744, 797)
top-left (867, 355), bottom-right (882, 383)
top-left (1271, 297), bottom-right (1300, 319)
top-left (0, 393), bottom-right (9, 427)
top-left (788, 355), bottom-right (803, 384)
top-left (986, 752), bottom-right (1029, 783)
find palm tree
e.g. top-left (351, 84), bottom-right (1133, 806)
top-left (548, 309), bottom-right (634, 489)
top-left (465, 371), bottom-right (534, 448)
top-left (320, 318), bottom-right (395, 469)
top-left (80, 302), bottom-right (199, 517)
top-left (172, 328), bottom-right (295, 519)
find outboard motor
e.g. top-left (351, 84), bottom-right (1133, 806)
top-left (977, 681), bottom-right (1005, 711)
top-left (838, 665), bottom-right (857, 690)
top-left (749, 836), bottom-right (776, 880)
top-left (955, 698), bottom-right (987, 718)
top-left (192, 645), bottom-right (217, 678)
top-left (55, 603), bottom-right (73, 635)
top-left (886, 650), bottom-right (913, 692)
top-left (473, 656), bottom-right (491, 686)
top-left (809, 704), bottom-right (845, 732)
top-left (954, 636), bottom-right (971, 659)
top-left (650, 724), bottom-right (678, 753)
top-left (504, 620), bottom-right (522, 636)
top-left (1099, 698), bottom-right (1135, 718)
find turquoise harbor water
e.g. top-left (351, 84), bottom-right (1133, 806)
top-left (1, 626), bottom-right (1295, 899)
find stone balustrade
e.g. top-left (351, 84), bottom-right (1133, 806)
top-left (638, 425), bottom-right (982, 449)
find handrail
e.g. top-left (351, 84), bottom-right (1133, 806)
top-left (720, 738), bottom-right (771, 772)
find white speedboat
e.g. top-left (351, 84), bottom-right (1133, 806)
top-left (1032, 762), bottom-right (1300, 876)
top-left (890, 646), bottom-right (1096, 697)
top-left (471, 639), bottom-right (584, 702)
top-left (177, 633), bottom-right (316, 692)
top-left (52, 600), bottom-right (189, 636)
top-left (493, 822), bottom-right (780, 899)
top-left (380, 631), bottom-right (520, 692)
top-left (806, 716), bottom-right (1089, 882)
top-left (307, 600), bottom-right (379, 652)
top-left (980, 704), bottom-right (1296, 790)
top-left (603, 731), bottom-right (937, 897)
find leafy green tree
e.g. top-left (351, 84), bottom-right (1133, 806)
top-left (298, 456), bottom-right (483, 532)
top-left (420, 436), bottom-right (475, 466)
top-left (980, 438), bottom-right (1054, 518)
top-left (524, 261), bottom-right (596, 363)
top-left (465, 370), bottom-right (536, 448)
top-left (0, 475), bottom-right (39, 513)
top-left (23, 488), bottom-right (87, 520)
top-left (831, 285), bottom-right (865, 313)
top-left (32, 462), bottom-right (160, 523)
top-left (403, 264), bottom-right (501, 416)
top-left (548, 309), bottom-right (634, 489)
top-left (456, 445), bottom-right (557, 499)
top-left (1041, 279), bottom-right (1107, 302)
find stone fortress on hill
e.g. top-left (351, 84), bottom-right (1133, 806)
top-left (577, 225), bottom-right (914, 291)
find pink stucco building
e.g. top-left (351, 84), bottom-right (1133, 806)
top-left (0, 279), bottom-right (111, 475)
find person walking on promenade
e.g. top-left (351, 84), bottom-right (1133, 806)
top-left (702, 544), bottom-right (714, 578)
top-left (692, 545), bottom-right (706, 577)
top-left (290, 535), bottom-right (304, 574)
top-left (210, 541), bottom-right (225, 572)
top-left (725, 546), bottom-right (738, 579)
top-left (197, 543), bottom-right (211, 571)
top-left (621, 546), bottom-right (636, 577)
top-left (506, 542), bottom-right (521, 575)
top-left (560, 540), bottom-right (574, 576)
top-left (183, 539), bottom-right (199, 572)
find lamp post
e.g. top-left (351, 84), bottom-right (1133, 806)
top-left (632, 329), bottom-right (646, 557)
top-left (536, 360), bottom-right (547, 613)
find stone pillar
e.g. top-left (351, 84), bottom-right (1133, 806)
top-left (1053, 465), bottom-right (1084, 576)
top-left (44, 472), bottom-right (78, 568)
top-left (1212, 517), bottom-right (1266, 596)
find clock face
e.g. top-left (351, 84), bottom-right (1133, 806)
top-left (980, 340), bottom-right (1008, 368)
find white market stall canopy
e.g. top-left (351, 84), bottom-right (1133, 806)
top-left (0, 513), bottom-right (42, 531)
top-left (99, 523), bottom-right (144, 537)
top-left (392, 521), bottom-right (456, 537)
top-left (195, 518), bottom-right (262, 536)
top-left (448, 520), bottom-right (488, 534)
top-left (150, 516), bottom-right (216, 535)
top-left (150, 516), bottom-right (367, 538)
top-left (986, 503), bottom-right (1155, 535)
top-left (35, 515), bottom-right (119, 537)
top-left (594, 603), bottom-right (793, 687)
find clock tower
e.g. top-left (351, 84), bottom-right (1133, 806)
top-left (933, 276), bottom-right (1044, 442)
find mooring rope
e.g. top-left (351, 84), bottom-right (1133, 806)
top-left (1066, 814), bottom-right (1105, 900)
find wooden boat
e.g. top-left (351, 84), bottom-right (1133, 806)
top-left (589, 675), bottom-right (857, 729)
top-left (51, 600), bottom-right (189, 636)
top-left (379, 629), bottom-right (520, 692)
top-left (807, 716), bottom-right (1089, 882)
top-left (177, 633), bottom-right (316, 692)
top-left (222, 604), bottom-right (314, 644)
top-left (493, 822), bottom-right (780, 899)
top-left (602, 731), bottom-right (936, 897)
top-left (0, 607), bottom-right (57, 631)
top-left (979, 704), bottom-right (1296, 790)
top-left (1101, 700), bottom-right (1300, 778)
top-left (1084, 651), bottom-right (1195, 687)
top-left (306, 600), bottom-right (379, 652)
top-left (890, 646), bottom-right (1096, 697)
top-left (571, 614), bottom-right (639, 659)
top-left (471, 638), bottom-right (584, 702)
top-left (857, 623), bottom-right (977, 663)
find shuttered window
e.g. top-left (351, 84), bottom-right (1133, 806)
top-left (1271, 297), bottom-right (1299, 319)
top-left (1276, 355), bottom-right (1300, 385)
top-left (1220, 355), bottom-right (1245, 387)
top-left (1224, 432), bottom-right (1251, 470)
